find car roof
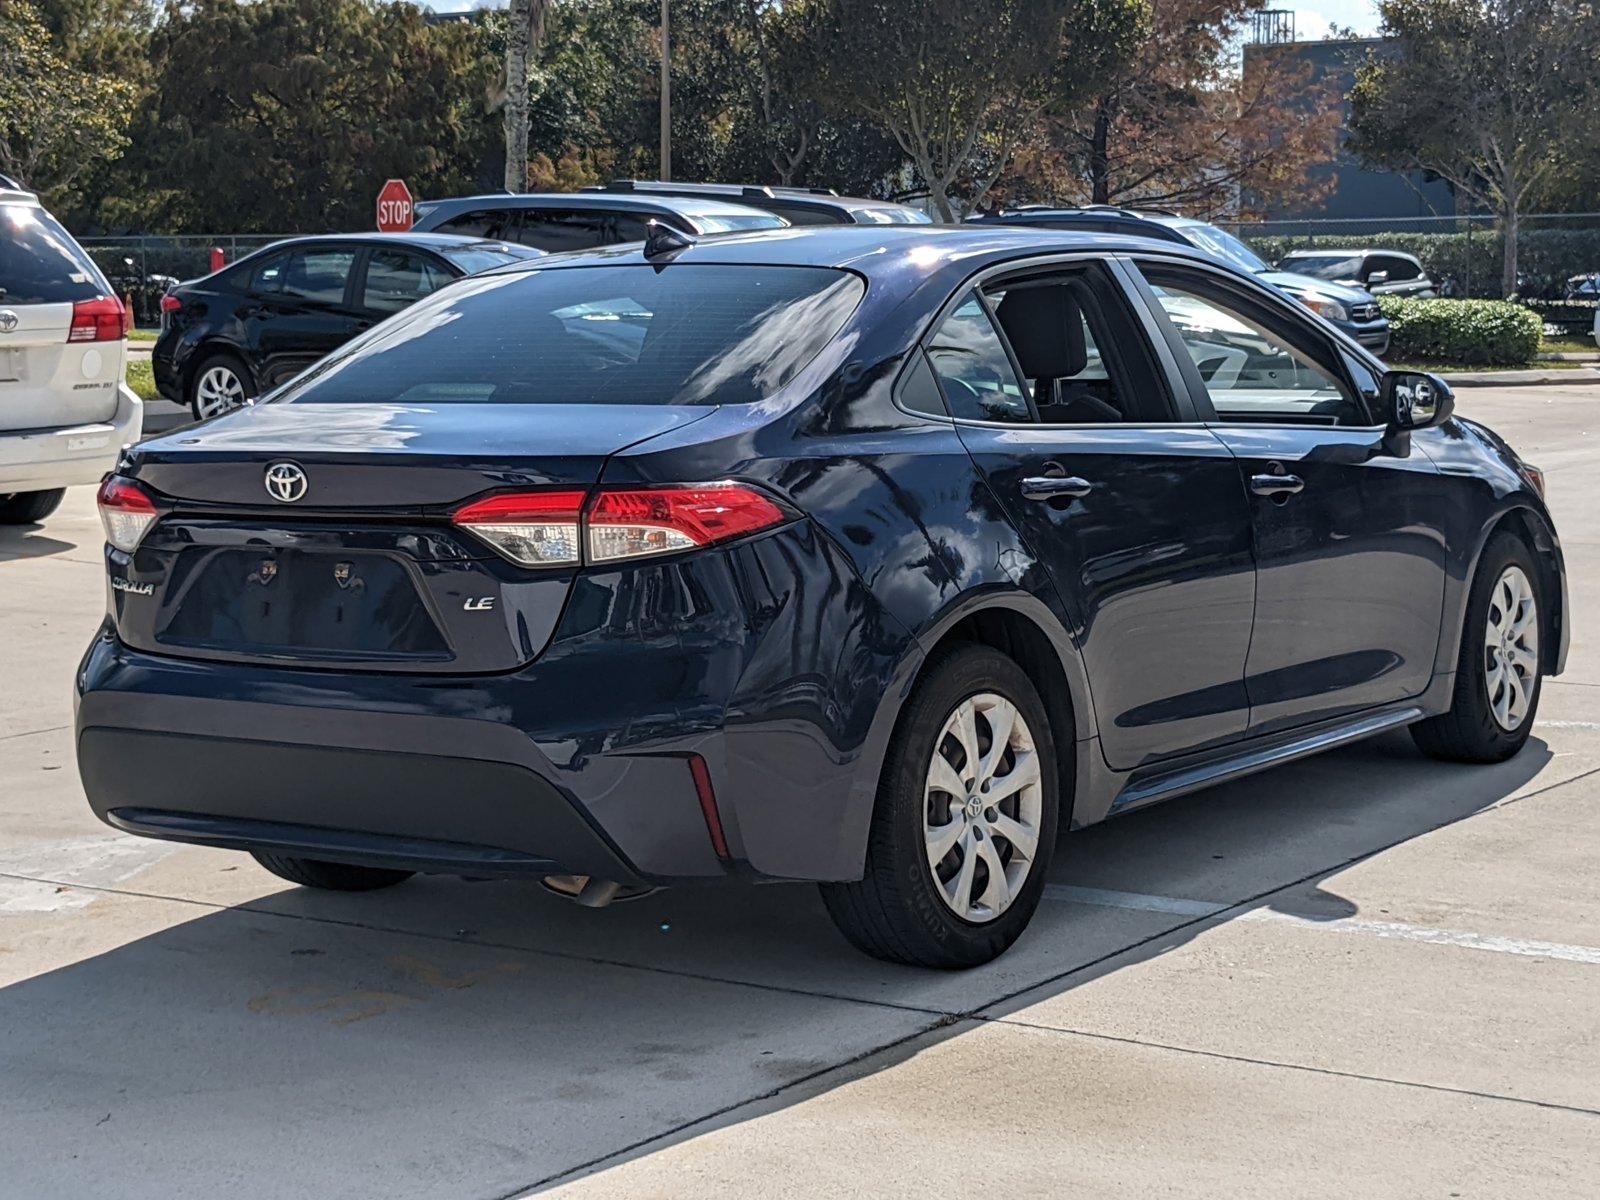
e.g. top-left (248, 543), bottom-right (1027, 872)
top-left (974, 207), bottom-right (1192, 243)
top-left (478, 223), bottom-right (1233, 301)
top-left (248, 232), bottom-right (539, 251)
top-left (588, 180), bottom-right (928, 221)
top-left (1281, 247), bottom-right (1420, 259)
top-left (416, 191), bottom-right (782, 224)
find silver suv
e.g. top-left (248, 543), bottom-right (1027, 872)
top-left (0, 178), bottom-right (142, 523)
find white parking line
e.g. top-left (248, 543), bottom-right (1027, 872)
top-left (1044, 884), bottom-right (1600, 966)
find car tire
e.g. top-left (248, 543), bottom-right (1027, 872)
top-left (1411, 531), bottom-right (1543, 763)
top-left (820, 643), bottom-right (1060, 969)
top-left (250, 851), bottom-right (414, 892)
top-left (0, 489), bottom-right (66, 524)
top-left (187, 350), bottom-right (254, 420)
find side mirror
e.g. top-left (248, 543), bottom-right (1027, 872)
top-left (1365, 270), bottom-right (1389, 286)
top-left (1382, 370), bottom-right (1453, 431)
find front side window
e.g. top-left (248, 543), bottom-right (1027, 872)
top-left (1141, 267), bottom-right (1369, 427)
top-left (925, 295), bottom-right (1030, 424)
top-left (270, 264), bottom-right (864, 407)
top-left (362, 250), bottom-right (452, 314)
top-left (517, 211), bottom-right (610, 253)
top-left (1282, 253), bottom-right (1363, 283)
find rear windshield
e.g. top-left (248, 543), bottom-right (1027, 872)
top-left (1282, 254), bottom-right (1364, 281)
top-left (273, 264), bottom-right (864, 407)
top-left (438, 244), bottom-right (542, 275)
top-left (0, 204), bottom-right (112, 304)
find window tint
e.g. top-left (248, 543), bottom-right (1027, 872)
top-left (250, 252), bottom-right (288, 292)
top-left (925, 295), bottom-right (1030, 424)
top-left (435, 209), bottom-right (522, 241)
top-left (271, 265), bottom-right (863, 407)
top-left (896, 349), bottom-right (948, 418)
top-left (0, 203), bottom-right (111, 304)
top-left (1282, 253), bottom-right (1363, 282)
top-left (362, 250), bottom-right (452, 314)
top-left (768, 204), bottom-right (843, 227)
top-left (1372, 254), bottom-right (1420, 282)
top-left (1143, 270), bottom-right (1368, 427)
top-left (517, 210), bottom-right (610, 253)
top-left (280, 249), bottom-right (355, 304)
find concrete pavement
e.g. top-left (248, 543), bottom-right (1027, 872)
top-left (1, 385), bottom-right (1596, 1198)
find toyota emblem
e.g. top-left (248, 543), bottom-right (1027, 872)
top-left (264, 462), bottom-right (308, 503)
top-left (0, 311), bottom-right (18, 334)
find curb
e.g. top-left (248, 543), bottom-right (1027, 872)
top-left (1439, 368), bottom-right (1600, 387)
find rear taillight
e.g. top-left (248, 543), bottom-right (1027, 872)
top-left (452, 483), bottom-right (789, 568)
top-left (159, 294), bottom-right (182, 314)
top-left (96, 477), bottom-right (158, 552)
top-left (587, 485), bottom-right (789, 563)
top-left (69, 295), bottom-right (132, 343)
top-left (451, 491), bottom-right (586, 567)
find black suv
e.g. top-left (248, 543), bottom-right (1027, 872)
top-left (410, 191), bottom-right (787, 251)
top-left (153, 233), bottom-right (540, 419)
top-left (583, 180), bottom-right (932, 226)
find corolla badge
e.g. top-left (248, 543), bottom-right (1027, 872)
top-left (264, 461), bottom-right (308, 503)
top-left (0, 311), bottom-right (18, 334)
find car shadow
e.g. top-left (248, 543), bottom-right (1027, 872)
top-left (0, 525), bottom-right (78, 563)
top-left (0, 730), bottom-right (1558, 1198)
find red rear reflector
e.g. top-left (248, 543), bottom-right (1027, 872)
top-left (587, 484), bottom-right (788, 563)
top-left (687, 753), bottom-right (730, 860)
top-left (159, 294), bottom-right (182, 313)
top-left (452, 490), bottom-right (586, 566)
top-left (69, 296), bottom-right (131, 342)
top-left (96, 477), bottom-right (158, 552)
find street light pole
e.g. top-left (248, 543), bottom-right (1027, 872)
top-left (659, 0), bottom-right (672, 181)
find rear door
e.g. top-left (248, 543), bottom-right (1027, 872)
top-left (927, 257), bottom-right (1258, 770)
top-left (1131, 259), bottom-right (1446, 736)
top-left (0, 202), bottom-right (123, 430)
top-left (244, 245), bottom-right (362, 389)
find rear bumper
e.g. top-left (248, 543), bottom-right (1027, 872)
top-left (74, 521), bottom-right (911, 884)
top-left (0, 383), bottom-right (142, 493)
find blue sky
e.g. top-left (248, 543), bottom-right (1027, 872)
top-left (417, 0), bottom-right (1382, 36)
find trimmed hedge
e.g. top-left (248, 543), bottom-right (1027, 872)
top-left (1377, 296), bottom-right (1543, 366)
top-left (1243, 228), bottom-right (1600, 300)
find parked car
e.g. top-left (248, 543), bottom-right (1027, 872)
top-left (975, 207), bottom-right (1392, 353)
top-left (582, 180), bottom-right (932, 226)
top-left (79, 226), bottom-right (1566, 967)
top-left (0, 178), bottom-right (140, 524)
top-left (1564, 272), bottom-right (1600, 300)
top-left (153, 233), bottom-right (542, 419)
top-left (1279, 248), bottom-right (1436, 298)
top-left (411, 191), bottom-right (788, 251)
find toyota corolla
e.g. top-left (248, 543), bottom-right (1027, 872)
top-left (76, 226), bottom-right (1567, 968)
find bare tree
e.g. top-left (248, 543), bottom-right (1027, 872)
top-left (504, 0), bottom-right (550, 192)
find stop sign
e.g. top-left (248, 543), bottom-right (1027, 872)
top-left (375, 178), bottom-right (413, 232)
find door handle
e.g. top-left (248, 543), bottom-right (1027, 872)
top-left (1021, 476), bottom-right (1093, 501)
top-left (1249, 473), bottom-right (1305, 498)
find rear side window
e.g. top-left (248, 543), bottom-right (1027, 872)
top-left (517, 210), bottom-right (611, 253)
top-left (435, 209), bottom-right (522, 241)
top-left (271, 264), bottom-right (864, 407)
top-left (0, 204), bottom-right (111, 304)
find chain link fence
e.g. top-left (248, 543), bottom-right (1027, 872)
top-left (78, 234), bottom-right (296, 326)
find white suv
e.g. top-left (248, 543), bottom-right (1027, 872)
top-left (0, 179), bottom-right (142, 524)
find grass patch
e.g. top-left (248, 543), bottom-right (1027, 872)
top-left (1540, 334), bottom-right (1596, 355)
top-left (128, 327), bottom-right (159, 342)
top-left (125, 358), bottom-right (158, 401)
top-left (1389, 360), bottom-right (1594, 374)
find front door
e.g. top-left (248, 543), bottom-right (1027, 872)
top-left (923, 260), bottom-right (1258, 770)
top-left (1133, 261), bottom-right (1447, 736)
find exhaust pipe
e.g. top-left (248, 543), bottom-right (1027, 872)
top-left (541, 874), bottom-right (654, 908)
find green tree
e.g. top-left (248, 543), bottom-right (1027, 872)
top-left (126, 0), bottom-right (497, 232)
top-left (1349, 0), bottom-right (1600, 297)
top-left (0, 0), bottom-right (138, 193)
top-left (811, 0), bottom-right (1142, 220)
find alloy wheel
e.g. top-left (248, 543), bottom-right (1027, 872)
top-left (1484, 564), bottom-right (1538, 731)
top-left (923, 692), bottom-right (1044, 923)
top-left (195, 365), bottom-right (247, 418)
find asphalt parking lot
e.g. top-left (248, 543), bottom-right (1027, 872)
top-left (2, 384), bottom-right (1596, 1199)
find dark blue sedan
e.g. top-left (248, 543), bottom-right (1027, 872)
top-left (79, 226), bottom-right (1567, 967)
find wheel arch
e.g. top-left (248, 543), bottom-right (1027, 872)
top-left (1484, 504), bottom-right (1566, 676)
